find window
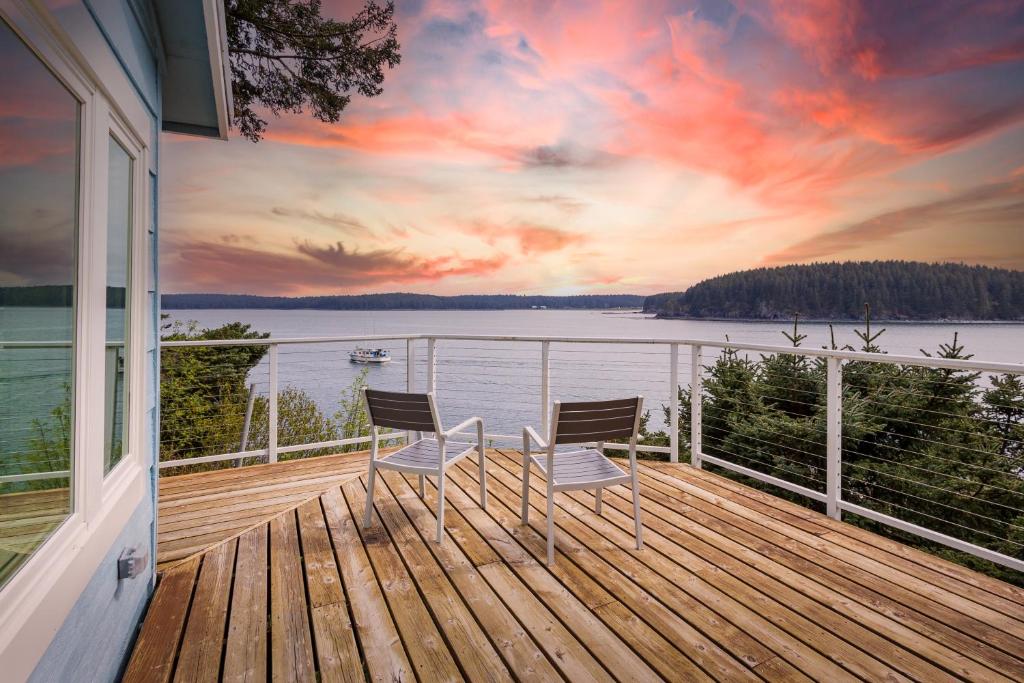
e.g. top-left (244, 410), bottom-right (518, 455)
top-left (0, 18), bottom-right (80, 588)
top-left (105, 136), bottom-right (132, 473)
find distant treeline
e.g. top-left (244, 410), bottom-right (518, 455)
top-left (161, 292), bottom-right (644, 310)
top-left (0, 285), bottom-right (124, 308)
top-left (644, 261), bottom-right (1024, 321)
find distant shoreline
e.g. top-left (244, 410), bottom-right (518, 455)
top-left (161, 306), bottom-right (646, 312)
top-left (652, 314), bottom-right (1024, 324)
top-left (159, 292), bottom-right (646, 311)
top-left (156, 307), bottom-right (1023, 323)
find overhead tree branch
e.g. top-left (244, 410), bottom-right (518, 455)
top-left (224, 0), bottom-right (400, 142)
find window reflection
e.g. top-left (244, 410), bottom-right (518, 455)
top-left (105, 137), bottom-right (131, 473)
top-left (0, 19), bottom-right (79, 587)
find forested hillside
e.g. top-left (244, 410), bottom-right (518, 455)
top-left (161, 292), bottom-right (643, 310)
top-left (645, 262), bottom-right (1024, 320)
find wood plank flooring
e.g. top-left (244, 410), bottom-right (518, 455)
top-left (156, 451), bottom-right (371, 569)
top-left (126, 449), bottom-right (1024, 682)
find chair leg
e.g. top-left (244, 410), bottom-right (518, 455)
top-left (436, 470), bottom-right (446, 543)
top-left (362, 463), bottom-right (378, 529)
top-left (631, 473), bottom-right (643, 550)
top-left (521, 449), bottom-right (531, 524)
top-left (418, 474), bottom-right (425, 499)
top-left (546, 481), bottom-right (555, 566)
top-left (595, 487), bottom-right (603, 514)
top-left (478, 448), bottom-right (488, 511)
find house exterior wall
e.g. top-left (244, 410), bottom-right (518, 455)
top-left (26, 500), bottom-right (154, 683)
top-left (0, 1), bottom-right (159, 679)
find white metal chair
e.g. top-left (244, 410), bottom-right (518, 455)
top-left (362, 388), bottom-right (486, 542)
top-left (522, 397), bottom-right (644, 565)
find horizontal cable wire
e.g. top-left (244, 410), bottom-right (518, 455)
top-left (843, 463), bottom-right (1024, 520)
top-left (701, 423), bottom-right (827, 459)
top-left (844, 490), bottom-right (1024, 549)
top-left (842, 449), bottom-right (1024, 498)
top-left (703, 440), bottom-right (826, 484)
top-left (840, 437), bottom-right (1022, 477)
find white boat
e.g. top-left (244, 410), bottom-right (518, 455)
top-left (350, 347), bottom-right (391, 364)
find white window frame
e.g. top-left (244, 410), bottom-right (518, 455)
top-left (102, 113), bottom-right (148, 492)
top-left (0, 2), bottom-right (153, 678)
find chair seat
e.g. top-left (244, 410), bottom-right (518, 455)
top-left (530, 449), bottom-right (629, 489)
top-left (377, 438), bottom-right (475, 472)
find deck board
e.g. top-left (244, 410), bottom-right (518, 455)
top-left (223, 526), bottom-right (268, 683)
top-left (127, 449), bottom-right (1024, 682)
top-left (156, 451), bottom-right (370, 569)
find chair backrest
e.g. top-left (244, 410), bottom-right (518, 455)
top-left (552, 397), bottom-right (643, 445)
top-left (363, 388), bottom-right (440, 433)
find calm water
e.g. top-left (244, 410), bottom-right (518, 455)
top-left (1, 308), bottom-right (124, 471)
top-left (161, 309), bottom-right (1024, 442)
top-left (3, 306), bottom-right (1022, 463)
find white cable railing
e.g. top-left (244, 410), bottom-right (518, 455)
top-left (0, 340), bottom-right (122, 485)
top-left (5, 332), bottom-right (1023, 574)
top-left (154, 332), bottom-right (1024, 575)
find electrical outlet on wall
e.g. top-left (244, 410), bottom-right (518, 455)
top-left (117, 546), bottom-right (148, 580)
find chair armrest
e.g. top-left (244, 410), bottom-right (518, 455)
top-left (443, 416), bottom-right (484, 441)
top-left (522, 425), bottom-right (548, 451)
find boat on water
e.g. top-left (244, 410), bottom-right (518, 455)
top-left (350, 347), bottom-right (392, 364)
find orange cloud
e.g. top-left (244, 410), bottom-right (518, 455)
top-left (466, 221), bottom-right (587, 255)
top-left (163, 236), bottom-right (509, 295)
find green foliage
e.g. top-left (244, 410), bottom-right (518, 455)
top-left (243, 368), bottom-right (377, 460)
top-left (159, 318), bottom-right (270, 469)
top-left (15, 383), bottom-right (73, 490)
top-left (334, 368), bottom-right (373, 444)
top-left (159, 320), bottom-right (377, 474)
top-left (644, 261), bottom-right (1024, 320)
top-left (225, 0), bottom-right (400, 142)
top-left (640, 313), bottom-right (1024, 585)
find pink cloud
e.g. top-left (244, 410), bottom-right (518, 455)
top-left (159, 0), bottom-right (1024, 296)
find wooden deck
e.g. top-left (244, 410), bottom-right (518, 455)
top-left (128, 449), bottom-right (1024, 682)
top-left (157, 451), bottom-right (371, 569)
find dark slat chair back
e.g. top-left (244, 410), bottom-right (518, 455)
top-left (364, 389), bottom-right (438, 432)
top-left (553, 397), bottom-right (642, 445)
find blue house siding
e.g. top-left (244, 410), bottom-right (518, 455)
top-left (82, 0), bottom-right (160, 117)
top-left (27, 500), bottom-right (154, 683)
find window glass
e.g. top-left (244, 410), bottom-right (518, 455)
top-left (0, 18), bottom-right (79, 587)
top-left (105, 137), bottom-right (131, 473)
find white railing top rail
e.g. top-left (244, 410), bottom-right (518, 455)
top-left (0, 341), bottom-right (124, 349)
top-left (154, 333), bottom-right (1024, 375)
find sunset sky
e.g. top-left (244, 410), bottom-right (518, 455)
top-left (161, 0), bottom-right (1024, 296)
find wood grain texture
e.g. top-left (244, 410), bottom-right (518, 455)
top-left (127, 449), bottom-right (1024, 682)
top-left (122, 558), bottom-right (200, 683)
top-left (223, 526), bottom-right (268, 683)
top-left (174, 541), bottom-right (236, 683)
top-left (157, 451), bottom-right (369, 569)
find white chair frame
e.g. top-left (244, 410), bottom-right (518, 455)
top-left (362, 388), bottom-right (486, 543)
top-left (522, 397), bottom-right (644, 565)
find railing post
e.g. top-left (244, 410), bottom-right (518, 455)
top-left (826, 356), bottom-right (843, 520)
top-left (407, 338), bottom-right (416, 444)
top-left (426, 337), bottom-right (436, 394)
top-left (268, 343), bottom-right (278, 463)
top-left (690, 344), bottom-right (702, 468)
top-left (669, 343), bottom-right (679, 463)
top-left (540, 341), bottom-right (550, 437)
top-left (238, 382), bottom-right (256, 467)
